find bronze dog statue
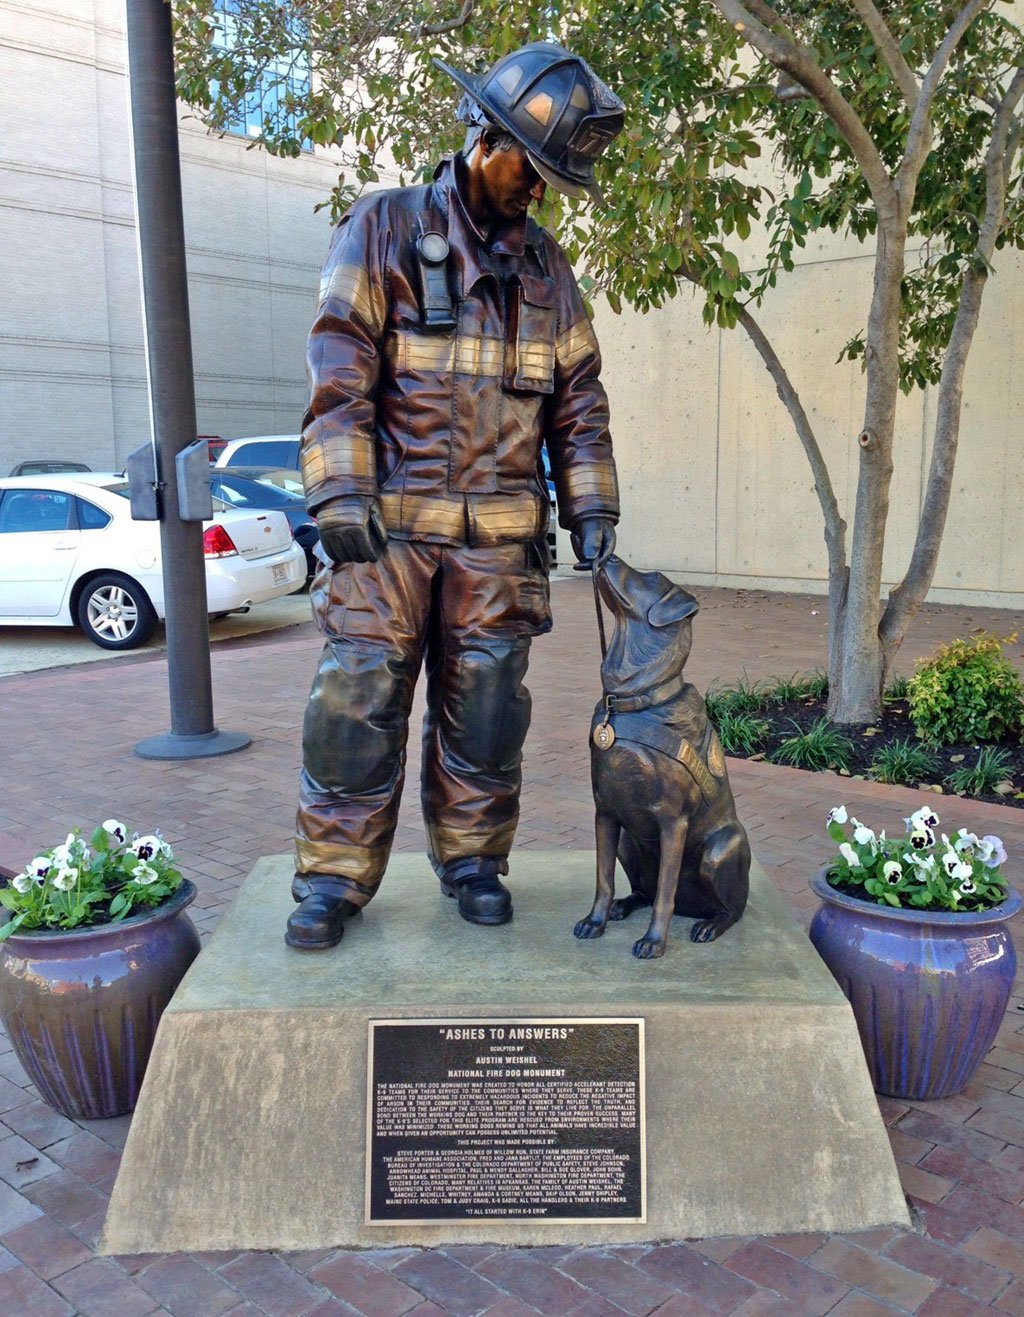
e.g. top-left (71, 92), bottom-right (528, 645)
top-left (573, 557), bottom-right (750, 959)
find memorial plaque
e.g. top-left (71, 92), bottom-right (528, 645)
top-left (366, 1017), bottom-right (645, 1224)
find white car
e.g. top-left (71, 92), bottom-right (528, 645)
top-left (0, 474), bottom-right (306, 650)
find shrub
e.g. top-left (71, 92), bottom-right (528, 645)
top-left (764, 672), bottom-right (809, 704)
top-left (760, 670), bottom-right (829, 704)
top-left (804, 668), bottom-right (829, 700)
top-left (716, 711), bottom-right (769, 754)
top-left (884, 674), bottom-right (910, 700)
top-left (770, 718), bottom-right (855, 773)
top-left (869, 739), bottom-right (937, 786)
top-left (946, 747), bottom-right (1014, 797)
top-left (705, 675), bottom-right (770, 719)
top-left (907, 633), bottom-right (1024, 745)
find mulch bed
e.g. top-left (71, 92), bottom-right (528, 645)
top-left (727, 693), bottom-right (1024, 810)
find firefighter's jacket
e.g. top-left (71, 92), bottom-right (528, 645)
top-left (300, 154), bottom-right (619, 547)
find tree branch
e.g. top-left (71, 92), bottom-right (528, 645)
top-left (732, 302), bottom-right (851, 692)
top-left (882, 67), bottom-right (1024, 647)
top-left (899, 0), bottom-right (994, 199)
top-left (846, 0), bottom-right (920, 107)
top-left (419, 1), bottom-right (474, 37)
top-left (744, 1), bottom-right (791, 33)
top-left (733, 304), bottom-right (847, 564)
top-left (710, 0), bottom-right (898, 218)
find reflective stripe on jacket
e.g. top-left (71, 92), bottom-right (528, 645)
top-left (300, 154), bottom-right (619, 546)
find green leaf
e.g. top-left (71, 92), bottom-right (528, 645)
top-left (0, 913), bottom-right (27, 941)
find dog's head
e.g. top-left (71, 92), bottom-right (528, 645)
top-left (597, 557), bottom-right (699, 695)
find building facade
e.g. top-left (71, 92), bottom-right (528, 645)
top-left (1, 0), bottom-right (337, 473)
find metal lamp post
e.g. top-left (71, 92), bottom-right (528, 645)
top-left (125, 0), bottom-right (250, 760)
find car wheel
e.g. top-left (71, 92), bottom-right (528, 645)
top-left (76, 573), bottom-right (157, 650)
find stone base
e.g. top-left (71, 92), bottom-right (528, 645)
top-left (100, 853), bottom-right (908, 1253)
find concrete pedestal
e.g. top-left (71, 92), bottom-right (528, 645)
top-left (100, 853), bottom-right (908, 1253)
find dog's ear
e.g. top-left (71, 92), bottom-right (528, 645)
top-left (647, 584), bottom-right (699, 628)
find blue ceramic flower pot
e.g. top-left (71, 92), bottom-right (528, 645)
top-left (809, 867), bottom-right (1021, 1101)
top-left (0, 881), bottom-right (200, 1119)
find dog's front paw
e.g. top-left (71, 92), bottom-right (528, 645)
top-left (632, 933), bottom-right (667, 959)
top-left (573, 915), bottom-right (607, 939)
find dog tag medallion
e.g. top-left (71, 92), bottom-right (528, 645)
top-left (593, 722), bottom-right (616, 750)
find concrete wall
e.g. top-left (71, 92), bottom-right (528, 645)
top-left (2, 0), bottom-right (1021, 603)
top-left (598, 226), bottom-right (1024, 607)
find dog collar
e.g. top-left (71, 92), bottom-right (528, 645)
top-left (591, 712), bottom-right (726, 806)
top-left (601, 673), bottom-right (687, 714)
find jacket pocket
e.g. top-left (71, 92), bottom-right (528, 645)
top-left (511, 275), bottom-right (556, 394)
top-left (309, 561), bottom-right (352, 640)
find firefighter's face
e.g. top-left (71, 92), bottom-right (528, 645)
top-left (480, 140), bottom-right (546, 220)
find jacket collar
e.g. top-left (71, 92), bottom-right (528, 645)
top-left (431, 155), bottom-right (542, 290)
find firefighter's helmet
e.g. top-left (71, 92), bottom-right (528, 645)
top-left (434, 42), bottom-right (624, 205)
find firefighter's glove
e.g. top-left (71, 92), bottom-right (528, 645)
top-left (570, 516), bottom-right (616, 568)
top-left (316, 496), bottom-right (388, 565)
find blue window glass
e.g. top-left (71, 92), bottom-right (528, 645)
top-left (211, 0), bottom-right (312, 150)
top-left (76, 498), bottom-right (112, 530)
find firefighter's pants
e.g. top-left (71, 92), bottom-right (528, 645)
top-left (294, 539), bottom-right (552, 906)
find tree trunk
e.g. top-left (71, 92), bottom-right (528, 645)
top-left (880, 72), bottom-right (1024, 665)
top-left (828, 220), bottom-right (907, 724)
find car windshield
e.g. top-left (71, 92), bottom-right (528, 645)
top-left (11, 461), bottom-right (91, 475)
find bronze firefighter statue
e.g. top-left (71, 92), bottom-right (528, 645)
top-left (288, 43), bottom-right (626, 949)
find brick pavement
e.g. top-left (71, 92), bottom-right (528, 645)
top-left (0, 578), bottom-right (1023, 1315)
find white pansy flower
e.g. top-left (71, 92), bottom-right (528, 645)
top-left (909, 825), bottom-right (936, 851)
top-left (102, 819), bottom-right (127, 843)
top-left (839, 842), bottom-right (861, 868)
top-left (955, 829), bottom-right (979, 855)
top-left (130, 835), bottom-right (170, 863)
top-left (131, 861), bottom-right (158, 886)
top-left (51, 833), bottom-right (84, 867)
top-left (958, 877), bottom-right (977, 896)
top-left (906, 807), bottom-right (940, 832)
top-left (941, 850), bottom-right (973, 882)
top-left (882, 860), bottom-right (902, 884)
top-left (980, 835), bottom-right (1007, 868)
top-left (51, 867), bottom-right (77, 892)
top-left (12, 873), bottom-right (34, 894)
top-left (908, 852), bottom-right (937, 876)
top-left (26, 856), bottom-right (51, 883)
top-left (853, 822), bottom-right (877, 847)
top-left (827, 805), bottom-right (848, 825)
